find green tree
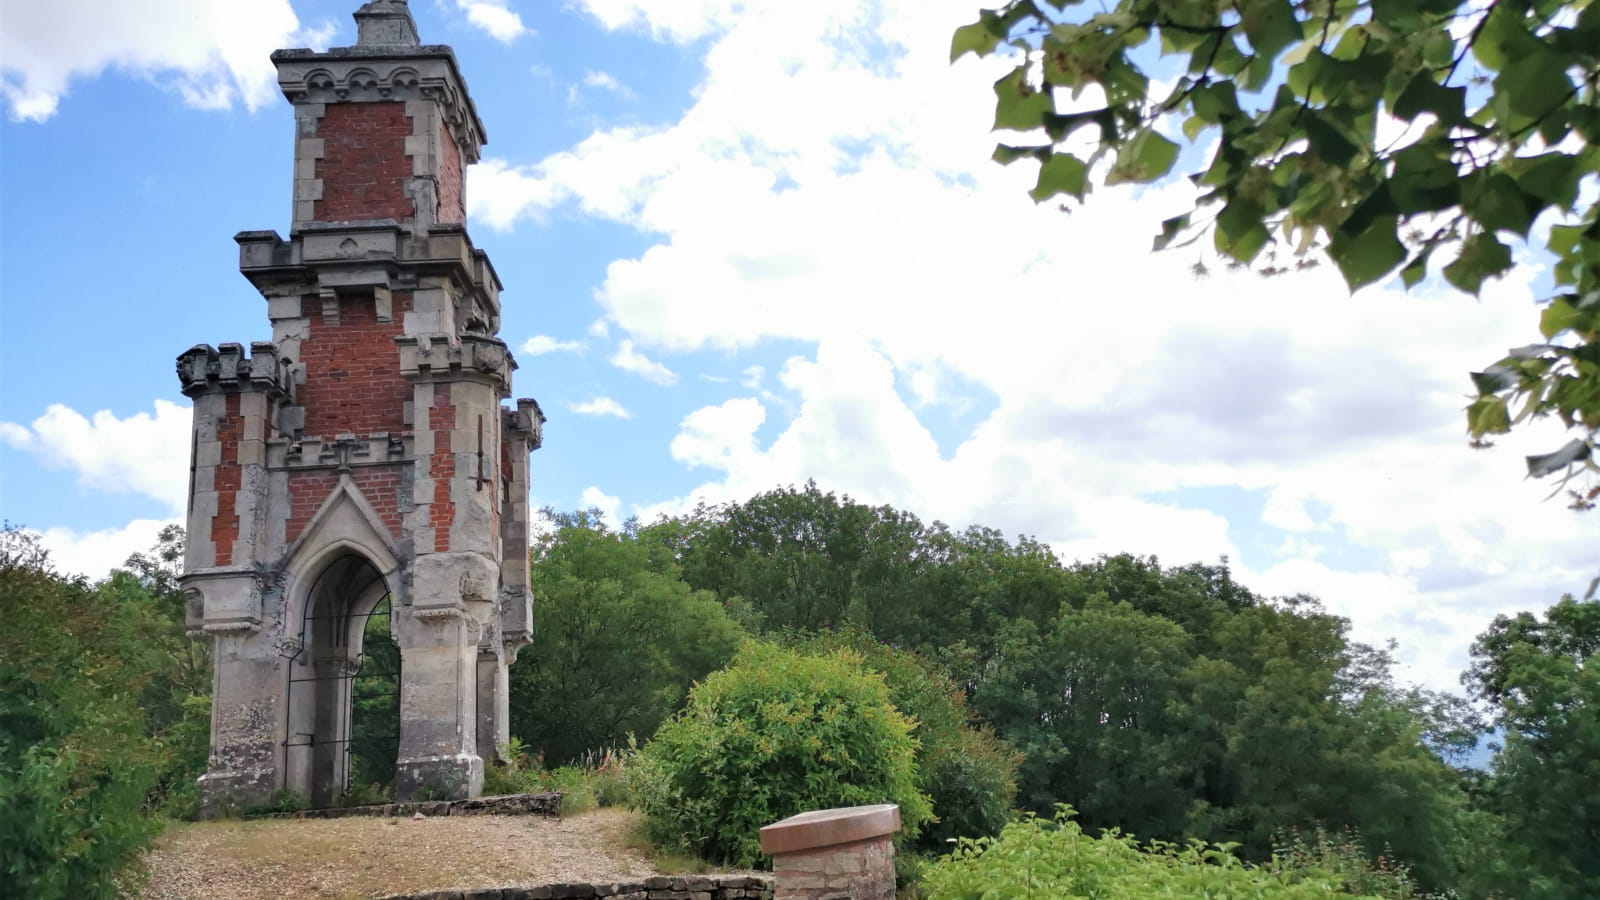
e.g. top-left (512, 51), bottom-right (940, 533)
top-left (1465, 595), bottom-right (1600, 899)
top-left (508, 510), bottom-right (744, 763)
top-left (0, 530), bottom-right (163, 898)
top-left (954, 0), bottom-right (1600, 498)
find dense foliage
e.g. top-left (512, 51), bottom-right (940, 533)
top-left (0, 527), bottom-right (209, 898)
top-left (785, 630), bottom-right (1021, 851)
top-left (954, 0), bottom-right (1600, 499)
top-left (1463, 594), bottom-right (1600, 899)
top-left (629, 641), bottom-right (934, 866)
top-left (921, 807), bottom-right (1384, 899)
top-left (509, 511), bottom-right (744, 763)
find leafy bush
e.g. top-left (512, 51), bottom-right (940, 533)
top-left (631, 641), bottom-right (933, 867)
top-left (920, 807), bottom-right (1387, 899)
top-left (787, 630), bottom-right (1018, 850)
top-left (1271, 826), bottom-right (1449, 900)
top-left (0, 534), bottom-right (163, 898)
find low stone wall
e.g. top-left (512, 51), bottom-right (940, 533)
top-left (377, 875), bottom-right (773, 900)
top-left (259, 791), bottom-right (561, 820)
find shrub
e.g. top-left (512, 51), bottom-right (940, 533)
top-left (787, 631), bottom-right (1019, 851)
top-left (631, 641), bottom-right (933, 867)
top-left (920, 807), bottom-right (1387, 899)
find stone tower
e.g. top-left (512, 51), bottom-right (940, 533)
top-left (175, 0), bottom-right (543, 814)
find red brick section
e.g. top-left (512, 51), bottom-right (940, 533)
top-left (210, 393), bottom-right (243, 566)
top-left (286, 471), bottom-right (337, 544)
top-left (298, 291), bottom-right (413, 438)
top-left (436, 122), bottom-right (464, 224)
top-left (429, 384), bottom-right (456, 552)
top-left (314, 101), bottom-right (415, 223)
top-left (284, 466), bottom-right (405, 544)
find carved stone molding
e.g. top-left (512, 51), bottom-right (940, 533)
top-left (272, 51), bottom-right (486, 162)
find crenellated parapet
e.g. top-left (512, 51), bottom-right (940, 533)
top-left (397, 333), bottom-right (516, 395)
top-left (177, 342), bottom-right (293, 400)
top-left (507, 397), bottom-right (546, 452)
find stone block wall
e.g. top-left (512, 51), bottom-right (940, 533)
top-left (768, 838), bottom-right (894, 900)
top-left (759, 804), bottom-right (901, 900)
top-left (376, 875), bottom-right (773, 900)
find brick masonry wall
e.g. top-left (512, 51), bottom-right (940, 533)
top-left (284, 465), bottom-right (407, 544)
top-left (314, 101), bottom-right (416, 222)
top-left (771, 837), bottom-right (894, 900)
top-left (298, 291), bottom-right (413, 438)
top-left (211, 393), bottom-right (242, 566)
top-left (436, 121), bottom-right (464, 224)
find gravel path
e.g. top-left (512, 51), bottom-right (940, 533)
top-left (136, 808), bottom-right (678, 900)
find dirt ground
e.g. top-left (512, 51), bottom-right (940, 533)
top-left (135, 808), bottom-right (680, 900)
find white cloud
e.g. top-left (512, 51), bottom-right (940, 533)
top-left (488, 0), bottom-right (1594, 694)
top-left (0, 0), bottom-right (332, 121)
top-left (454, 1), bottom-right (530, 43)
top-left (1, 401), bottom-right (191, 513)
top-left (570, 396), bottom-right (633, 418)
top-left (580, 70), bottom-right (636, 99)
top-left (29, 518), bottom-right (180, 582)
top-left (609, 339), bottom-right (678, 386)
top-left (520, 334), bottom-right (586, 356)
top-left (578, 485), bottom-right (623, 526)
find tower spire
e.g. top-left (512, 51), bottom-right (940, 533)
top-left (354, 0), bottom-right (419, 47)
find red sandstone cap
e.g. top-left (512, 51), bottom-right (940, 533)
top-left (758, 804), bottom-right (902, 855)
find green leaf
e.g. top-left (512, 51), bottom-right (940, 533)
top-left (1153, 214), bottom-right (1191, 252)
top-left (1303, 112), bottom-right (1359, 167)
top-left (1239, 0), bottom-right (1302, 63)
top-left (951, 15), bottom-right (1002, 62)
top-left (993, 144), bottom-right (1052, 165)
top-left (1400, 242), bottom-right (1437, 288)
top-left (1510, 153), bottom-right (1584, 209)
top-left (1444, 233), bottom-right (1515, 295)
top-left (1392, 72), bottom-right (1467, 125)
top-left (1106, 129), bottom-right (1180, 184)
top-left (1189, 81), bottom-right (1240, 123)
top-left (993, 67), bottom-right (1052, 132)
top-left (1467, 395), bottom-right (1512, 435)
top-left (1540, 297), bottom-right (1581, 338)
top-left (1471, 365), bottom-right (1519, 394)
top-left (1494, 50), bottom-right (1574, 120)
top-left (1031, 153), bottom-right (1089, 202)
top-left (1328, 215), bottom-right (1406, 289)
top-left (1216, 199), bottom-right (1270, 263)
top-left (1390, 139), bottom-right (1461, 213)
top-left (1463, 172), bottom-right (1541, 237)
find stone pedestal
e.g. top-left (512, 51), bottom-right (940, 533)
top-left (760, 805), bottom-right (901, 900)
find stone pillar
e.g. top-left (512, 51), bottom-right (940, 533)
top-left (760, 805), bottom-right (902, 900)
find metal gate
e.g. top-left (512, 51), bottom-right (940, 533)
top-left (282, 592), bottom-right (400, 805)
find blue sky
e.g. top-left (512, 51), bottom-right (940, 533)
top-left (0, 0), bottom-right (1592, 692)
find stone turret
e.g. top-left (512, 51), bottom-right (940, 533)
top-left (176, 0), bottom-right (544, 815)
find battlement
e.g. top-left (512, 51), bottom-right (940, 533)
top-left (396, 333), bottom-right (516, 395)
top-left (505, 398), bottom-right (546, 451)
top-left (176, 342), bottom-right (293, 399)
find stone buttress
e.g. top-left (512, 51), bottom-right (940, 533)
top-left (175, 0), bottom-right (544, 814)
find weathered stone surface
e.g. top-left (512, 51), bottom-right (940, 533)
top-left (179, 0), bottom-right (545, 816)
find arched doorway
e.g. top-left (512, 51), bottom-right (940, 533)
top-left (283, 552), bottom-right (398, 808)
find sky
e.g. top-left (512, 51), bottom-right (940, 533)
top-left (0, 0), bottom-right (1593, 694)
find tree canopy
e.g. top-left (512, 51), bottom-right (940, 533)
top-left (953, 0), bottom-right (1600, 501)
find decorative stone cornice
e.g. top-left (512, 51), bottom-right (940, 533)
top-left (177, 342), bottom-right (293, 399)
top-left (397, 334), bottom-right (516, 395)
top-left (271, 45), bottom-right (486, 162)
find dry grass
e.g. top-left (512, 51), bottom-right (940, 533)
top-left (136, 808), bottom-right (678, 900)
